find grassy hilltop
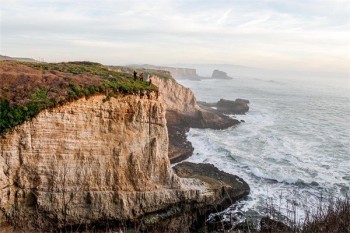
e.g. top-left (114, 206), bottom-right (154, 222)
top-left (0, 61), bottom-right (157, 135)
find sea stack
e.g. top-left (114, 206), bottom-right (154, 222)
top-left (211, 69), bottom-right (232, 79)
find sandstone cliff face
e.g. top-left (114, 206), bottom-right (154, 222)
top-left (151, 76), bottom-right (199, 116)
top-left (0, 92), bottom-right (249, 231)
top-left (0, 93), bottom-right (185, 229)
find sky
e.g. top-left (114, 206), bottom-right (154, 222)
top-left (0, 0), bottom-right (349, 75)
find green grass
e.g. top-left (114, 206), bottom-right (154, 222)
top-left (0, 61), bottom-right (158, 135)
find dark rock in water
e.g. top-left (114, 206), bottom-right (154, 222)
top-left (198, 98), bottom-right (250, 115)
top-left (310, 181), bottom-right (319, 186)
top-left (217, 99), bottom-right (249, 115)
top-left (236, 98), bottom-right (250, 104)
top-left (211, 69), bottom-right (232, 79)
top-left (240, 120), bottom-right (245, 123)
top-left (260, 217), bottom-right (292, 233)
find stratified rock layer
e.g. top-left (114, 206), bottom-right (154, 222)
top-left (0, 93), bottom-right (179, 228)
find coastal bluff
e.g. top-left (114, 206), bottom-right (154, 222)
top-left (0, 93), bottom-right (249, 231)
top-left (0, 61), bottom-right (250, 232)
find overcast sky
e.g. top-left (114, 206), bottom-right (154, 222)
top-left (0, 0), bottom-right (349, 74)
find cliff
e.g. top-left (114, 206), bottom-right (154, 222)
top-left (162, 67), bottom-right (199, 80)
top-left (0, 93), bottom-right (174, 228)
top-left (0, 55), bottom-right (38, 63)
top-left (0, 93), bottom-right (249, 231)
top-left (130, 64), bottom-right (201, 80)
top-left (151, 77), bottom-right (239, 163)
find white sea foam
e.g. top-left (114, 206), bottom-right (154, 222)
top-left (178, 76), bottom-right (350, 223)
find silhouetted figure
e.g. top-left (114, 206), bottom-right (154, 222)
top-left (133, 71), bottom-right (137, 81)
top-left (149, 78), bottom-right (152, 85)
top-left (140, 72), bottom-right (144, 81)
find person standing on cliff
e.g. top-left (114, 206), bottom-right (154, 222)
top-left (133, 70), bottom-right (137, 81)
top-left (140, 72), bottom-right (144, 81)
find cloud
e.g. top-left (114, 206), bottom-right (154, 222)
top-left (0, 0), bottom-right (349, 74)
top-left (216, 8), bottom-right (232, 25)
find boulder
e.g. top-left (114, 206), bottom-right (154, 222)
top-left (199, 98), bottom-right (250, 115)
top-left (216, 98), bottom-right (249, 115)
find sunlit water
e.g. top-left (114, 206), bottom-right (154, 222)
top-left (176, 76), bottom-right (350, 224)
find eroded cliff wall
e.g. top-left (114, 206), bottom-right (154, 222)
top-left (0, 93), bottom-right (189, 229)
top-left (151, 76), bottom-right (239, 163)
top-left (151, 77), bottom-right (199, 116)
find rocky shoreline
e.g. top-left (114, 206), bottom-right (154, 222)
top-left (150, 76), bottom-right (249, 164)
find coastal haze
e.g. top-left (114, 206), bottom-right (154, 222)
top-left (1, 0), bottom-right (349, 77)
top-left (1, 0), bottom-right (350, 231)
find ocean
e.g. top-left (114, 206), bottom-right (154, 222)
top-left (176, 75), bottom-right (350, 224)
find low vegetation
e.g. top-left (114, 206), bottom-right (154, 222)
top-left (0, 61), bottom-right (157, 135)
top-left (229, 195), bottom-right (350, 233)
top-left (301, 196), bottom-right (350, 233)
top-left (109, 65), bottom-right (174, 80)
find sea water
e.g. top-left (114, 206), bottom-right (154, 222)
top-left (176, 75), bottom-right (350, 224)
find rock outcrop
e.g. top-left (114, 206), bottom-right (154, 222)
top-left (211, 69), bottom-right (232, 80)
top-left (173, 162), bottom-right (250, 230)
top-left (199, 98), bottom-right (250, 115)
top-left (0, 93), bottom-right (249, 231)
top-left (151, 77), bottom-right (239, 163)
top-left (174, 162), bottom-right (250, 206)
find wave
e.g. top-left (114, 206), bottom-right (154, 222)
top-left (182, 76), bottom-right (350, 223)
